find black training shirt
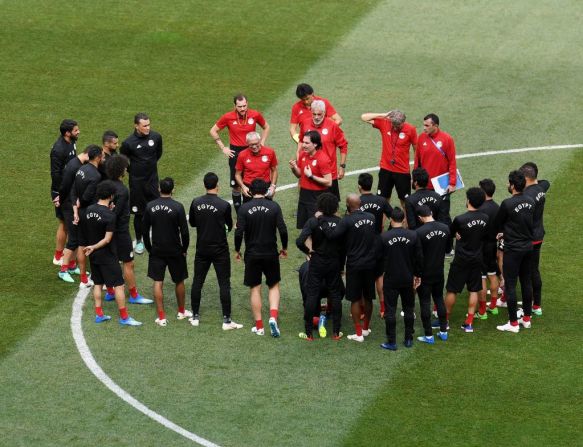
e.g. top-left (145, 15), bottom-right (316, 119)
top-left (415, 220), bottom-right (450, 282)
top-left (111, 180), bottom-right (130, 232)
top-left (478, 199), bottom-right (500, 243)
top-left (493, 194), bottom-right (535, 252)
top-left (296, 215), bottom-right (342, 259)
top-left (234, 197), bottom-right (288, 258)
top-left (523, 182), bottom-right (549, 242)
top-left (82, 204), bottom-right (117, 264)
top-left (405, 189), bottom-right (447, 229)
top-left (50, 136), bottom-right (77, 199)
top-left (450, 210), bottom-right (489, 264)
top-left (189, 193), bottom-right (233, 255)
top-left (120, 130), bottom-right (163, 181)
top-left (71, 163), bottom-right (102, 209)
top-left (380, 227), bottom-right (423, 287)
top-left (359, 193), bottom-right (392, 234)
top-left (142, 196), bottom-right (189, 256)
top-left (59, 156), bottom-right (83, 206)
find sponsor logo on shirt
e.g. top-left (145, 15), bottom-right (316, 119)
top-left (137, 144), bottom-right (142, 149)
top-left (232, 121), bottom-right (237, 125)
top-left (246, 158), bottom-right (251, 163)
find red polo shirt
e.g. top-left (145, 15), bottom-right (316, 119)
top-left (414, 129), bottom-right (457, 189)
top-left (298, 150), bottom-right (332, 191)
top-left (373, 119), bottom-right (417, 174)
top-left (290, 96), bottom-right (337, 124)
top-left (234, 146), bottom-right (278, 185)
top-left (215, 109), bottom-right (266, 147)
top-left (299, 117), bottom-right (347, 180)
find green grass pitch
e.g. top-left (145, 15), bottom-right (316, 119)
top-left (1, 1), bottom-right (582, 446)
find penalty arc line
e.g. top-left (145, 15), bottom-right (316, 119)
top-left (71, 143), bottom-right (582, 446)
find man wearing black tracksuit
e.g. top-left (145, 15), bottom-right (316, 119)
top-left (405, 167), bottom-right (448, 230)
top-left (296, 192), bottom-right (343, 340)
top-left (415, 205), bottom-right (450, 342)
top-left (120, 113), bottom-right (163, 253)
top-left (189, 172), bottom-right (242, 330)
top-left (494, 170), bottom-right (535, 333)
top-left (380, 208), bottom-right (423, 350)
top-left (521, 162), bottom-right (550, 315)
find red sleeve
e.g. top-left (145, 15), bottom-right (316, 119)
top-left (409, 126), bottom-right (418, 148)
top-left (290, 103), bottom-right (300, 124)
top-left (215, 113), bottom-right (229, 130)
top-left (255, 111), bottom-right (266, 127)
top-left (271, 151), bottom-right (278, 167)
top-left (335, 124), bottom-right (348, 154)
top-left (446, 136), bottom-right (457, 186)
top-left (413, 135), bottom-right (422, 169)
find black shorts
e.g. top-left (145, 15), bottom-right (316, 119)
top-left (229, 145), bottom-right (248, 188)
top-left (328, 179), bottom-right (340, 201)
top-left (244, 256), bottom-right (281, 288)
top-left (114, 231), bottom-right (134, 263)
top-left (148, 254), bottom-right (188, 283)
top-left (129, 178), bottom-right (160, 214)
top-left (374, 258), bottom-right (384, 278)
top-left (297, 188), bottom-right (326, 229)
top-left (62, 204), bottom-right (79, 250)
top-left (90, 261), bottom-right (124, 287)
top-left (77, 207), bottom-right (88, 247)
top-left (345, 269), bottom-right (376, 302)
top-left (446, 260), bottom-right (482, 293)
top-left (377, 168), bottom-right (411, 201)
top-left (55, 205), bottom-right (64, 220)
top-left (482, 242), bottom-right (499, 276)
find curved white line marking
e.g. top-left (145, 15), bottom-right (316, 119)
top-left (72, 143), bottom-right (582, 445)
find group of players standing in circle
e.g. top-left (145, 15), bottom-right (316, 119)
top-left (49, 83), bottom-right (548, 348)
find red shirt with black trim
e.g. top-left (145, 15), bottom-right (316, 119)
top-left (299, 117), bottom-right (347, 180)
top-left (290, 96), bottom-right (337, 124)
top-left (414, 129), bottom-right (457, 190)
top-left (373, 119), bottom-right (417, 174)
top-left (298, 150), bottom-right (332, 191)
top-left (215, 109), bottom-right (266, 147)
top-left (234, 146), bottom-right (278, 185)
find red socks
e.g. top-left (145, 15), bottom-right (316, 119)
top-left (54, 250), bottom-right (63, 260)
top-left (107, 287), bottom-right (115, 295)
top-left (60, 265), bottom-right (68, 273)
top-left (68, 260), bottom-right (77, 269)
top-left (533, 305), bottom-right (541, 310)
top-left (465, 313), bottom-right (475, 325)
top-left (119, 307), bottom-right (129, 320)
top-left (479, 301), bottom-right (487, 315)
top-left (312, 316), bottom-right (320, 328)
top-left (95, 306), bottom-right (104, 317)
top-left (178, 306), bottom-right (185, 314)
top-left (158, 310), bottom-right (166, 320)
top-left (363, 319), bottom-right (370, 331)
top-left (80, 273), bottom-right (89, 284)
top-left (255, 320), bottom-right (264, 330)
top-left (511, 320), bottom-right (519, 327)
top-left (129, 287), bottom-right (138, 298)
top-left (270, 309), bottom-right (278, 320)
top-left (355, 323), bottom-right (363, 336)
top-left (489, 296), bottom-right (498, 309)
top-left (522, 316), bottom-right (531, 322)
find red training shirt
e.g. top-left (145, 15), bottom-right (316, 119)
top-left (373, 119), bottom-right (418, 174)
top-left (234, 146), bottom-right (278, 185)
top-left (215, 109), bottom-right (266, 147)
top-left (299, 116), bottom-right (347, 180)
top-left (298, 150), bottom-right (332, 191)
top-left (414, 129), bottom-right (457, 189)
top-left (290, 96), bottom-right (337, 125)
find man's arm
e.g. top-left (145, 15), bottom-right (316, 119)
top-left (492, 202), bottom-right (508, 236)
top-left (276, 207), bottom-right (288, 255)
top-left (234, 211), bottom-right (246, 253)
top-left (259, 121), bottom-right (270, 145)
top-left (210, 123), bottom-right (234, 158)
top-left (50, 148), bottom-right (65, 200)
top-left (405, 199), bottom-right (417, 230)
top-left (446, 136), bottom-right (457, 192)
top-left (142, 211), bottom-right (152, 252)
top-left (303, 165), bottom-right (332, 188)
top-left (188, 201), bottom-right (196, 228)
top-left (268, 165), bottom-right (278, 197)
top-left (156, 134), bottom-right (163, 160)
top-left (360, 112), bottom-right (388, 124)
top-left (289, 159), bottom-right (301, 179)
top-left (84, 231), bottom-right (114, 256)
top-left (335, 125), bottom-right (348, 180)
top-left (331, 112), bottom-right (342, 126)
top-left (295, 219), bottom-right (314, 254)
top-left (224, 203), bottom-right (233, 232)
top-left (234, 170), bottom-right (250, 197)
top-left (178, 205), bottom-right (189, 253)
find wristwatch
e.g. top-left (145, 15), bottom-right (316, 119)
top-left (340, 163), bottom-right (346, 168)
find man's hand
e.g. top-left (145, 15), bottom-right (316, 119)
top-left (73, 210), bottom-right (79, 225)
top-left (413, 276), bottom-right (421, 289)
top-left (289, 159), bottom-right (298, 169)
top-left (241, 185), bottom-right (251, 197)
top-left (338, 167), bottom-right (345, 179)
top-left (455, 232), bottom-right (461, 240)
top-left (446, 185), bottom-right (456, 194)
top-left (279, 249), bottom-right (288, 259)
top-left (234, 251), bottom-right (242, 261)
top-left (314, 211), bottom-right (323, 218)
top-left (52, 196), bottom-right (60, 208)
top-left (303, 165), bottom-right (313, 179)
top-left (496, 232), bottom-right (504, 240)
top-left (84, 245), bottom-right (95, 256)
top-left (222, 146), bottom-right (235, 158)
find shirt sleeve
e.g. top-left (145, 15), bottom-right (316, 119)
top-left (405, 199), bottom-right (417, 230)
top-left (290, 103), bottom-right (300, 124)
top-left (409, 126), bottom-right (418, 148)
top-left (234, 210), bottom-right (246, 252)
top-left (295, 218), bottom-right (314, 254)
top-left (142, 211), bottom-right (152, 252)
top-left (325, 99), bottom-right (337, 117)
top-left (335, 124), bottom-right (348, 155)
top-left (446, 136), bottom-right (457, 186)
top-left (188, 201), bottom-right (196, 228)
top-left (255, 111), bottom-right (266, 127)
top-left (106, 214), bottom-right (117, 232)
top-left (215, 113), bottom-right (229, 130)
top-left (178, 205), bottom-right (189, 253)
top-left (225, 203), bottom-right (233, 232)
top-left (276, 206), bottom-right (288, 250)
top-left (156, 133), bottom-right (163, 161)
top-left (50, 147), bottom-right (65, 199)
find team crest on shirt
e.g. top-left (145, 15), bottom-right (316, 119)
top-left (436, 141), bottom-right (443, 148)
top-left (248, 118), bottom-right (254, 125)
top-left (312, 160), bottom-right (317, 166)
top-left (399, 132), bottom-right (405, 139)
top-left (148, 139), bottom-right (154, 147)
top-left (322, 128), bottom-right (329, 135)
top-left (261, 155), bottom-right (269, 162)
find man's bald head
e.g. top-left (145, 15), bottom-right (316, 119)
top-left (346, 193), bottom-right (361, 212)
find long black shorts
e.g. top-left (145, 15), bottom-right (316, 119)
top-left (345, 269), bottom-right (376, 302)
top-left (297, 188), bottom-right (326, 229)
top-left (129, 178), bottom-right (160, 214)
top-left (90, 261), bottom-right (124, 287)
top-left (229, 145), bottom-right (248, 188)
top-left (148, 254), bottom-right (188, 283)
top-left (482, 241), bottom-right (499, 276)
top-left (114, 231), bottom-right (134, 263)
top-left (244, 256), bottom-right (281, 288)
top-left (378, 168), bottom-right (411, 200)
top-left (446, 260), bottom-right (482, 293)
top-left (62, 203), bottom-right (79, 250)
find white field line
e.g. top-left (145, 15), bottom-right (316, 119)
top-left (71, 143), bottom-right (582, 445)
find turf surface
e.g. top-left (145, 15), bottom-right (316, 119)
top-left (1, 0), bottom-right (582, 446)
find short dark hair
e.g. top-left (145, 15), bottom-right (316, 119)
top-left (466, 187), bottom-right (486, 208)
top-left (416, 204), bottom-right (433, 217)
top-left (423, 113), bottom-right (440, 126)
top-left (102, 130), bottom-right (118, 144)
top-left (60, 119), bottom-right (78, 136)
top-left (134, 112), bottom-right (149, 124)
top-left (160, 177), bottom-right (174, 194)
top-left (296, 83), bottom-right (314, 99)
top-left (203, 172), bottom-right (219, 190)
top-left (233, 93), bottom-right (247, 104)
top-left (391, 207), bottom-right (405, 222)
top-left (106, 154), bottom-right (129, 180)
top-left (479, 178), bottom-right (496, 197)
top-left (96, 180), bottom-right (116, 200)
top-left (521, 161), bottom-right (538, 178)
top-left (508, 170), bottom-right (526, 192)
top-left (250, 178), bottom-right (269, 195)
top-left (317, 192), bottom-right (339, 216)
top-left (358, 173), bottom-right (374, 192)
top-left (303, 130), bottom-right (322, 149)
top-left (520, 163), bottom-right (538, 180)
top-left (412, 167), bottom-right (429, 188)
top-left (86, 145), bottom-right (102, 161)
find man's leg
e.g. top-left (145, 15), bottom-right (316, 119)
top-left (432, 279), bottom-right (448, 334)
top-left (417, 282), bottom-right (433, 337)
top-left (267, 283), bottom-right (281, 337)
top-left (383, 286), bottom-right (399, 346)
top-left (250, 285), bottom-right (263, 330)
top-left (213, 252), bottom-right (233, 320)
top-left (191, 256), bottom-right (212, 318)
top-left (531, 243), bottom-right (543, 312)
top-left (499, 251), bottom-right (520, 326)
top-left (402, 286), bottom-right (416, 343)
top-left (519, 251), bottom-right (534, 321)
top-left (376, 275), bottom-right (385, 317)
top-left (175, 281), bottom-right (186, 312)
top-left (445, 291), bottom-right (457, 316)
top-left (55, 219), bottom-right (66, 262)
top-left (153, 280), bottom-right (165, 321)
top-left (304, 268), bottom-right (323, 338)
